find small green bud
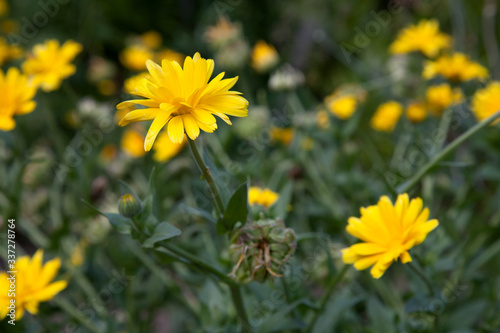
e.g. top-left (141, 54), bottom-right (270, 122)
top-left (118, 193), bottom-right (142, 218)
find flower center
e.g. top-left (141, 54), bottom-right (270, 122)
top-left (169, 98), bottom-right (193, 116)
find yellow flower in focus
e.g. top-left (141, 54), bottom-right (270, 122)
top-left (121, 129), bottom-right (146, 158)
top-left (120, 45), bottom-right (154, 71)
top-left (117, 52), bottom-right (249, 150)
top-left (389, 19), bottom-right (452, 58)
top-left (370, 101), bottom-right (403, 132)
top-left (22, 39), bottom-right (82, 92)
top-left (0, 67), bottom-right (37, 131)
top-left (140, 31), bottom-right (162, 50)
top-left (251, 40), bottom-right (279, 73)
top-left (0, 250), bottom-right (67, 320)
top-left (342, 194), bottom-right (439, 279)
top-left (423, 53), bottom-right (488, 82)
top-left (0, 37), bottom-right (23, 66)
top-left (270, 127), bottom-right (294, 145)
top-left (316, 110), bottom-right (330, 129)
top-left (153, 132), bottom-right (186, 162)
top-left (471, 81), bottom-right (500, 122)
top-left (425, 84), bottom-right (463, 117)
top-left (248, 186), bottom-right (279, 208)
top-left (325, 94), bottom-right (358, 120)
top-left (123, 72), bottom-right (152, 93)
top-left (406, 102), bottom-right (427, 123)
top-left (155, 49), bottom-right (185, 65)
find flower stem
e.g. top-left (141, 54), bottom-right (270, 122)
top-left (187, 138), bottom-right (225, 218)
top-left (229, 283), bottom-right (251, 333)
top-left (53, 297), bottom-right (102, 333)
top-left (397, 110), bottom-right (500, 193)
top-left (407, 261), bottom-right (435, 297)
top-left (305, 265), bottom-right (349, 333)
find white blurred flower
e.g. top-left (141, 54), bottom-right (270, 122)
top-left (268, 64), bottom-right (305, 91)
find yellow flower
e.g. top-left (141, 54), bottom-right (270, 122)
top-left (100, 144), bottom-right (118, 162)
top-left (0, 250), bottom-right (67, 320)
top-left (120, 45), bottom-right (154, 71)
top-left (22, 39), bottom-right (82, 92)
top-left (342, 194), bottom-right (439, 279)
top-left (1, 19), bottom-right (19, 34)
top-left (316, 109), bottom-right (330, 129)
top-left (0, 67), bottom-right (37, 131)
top-left (123, 72), bottom-right (152, 93)
top-left (406, 102), bottom-right (427, 123)
top-left (117, 52), bottom-right (248, 150)
top-left (97, 79), bottom-right (117, 96)
top-left (121, 129), bottom-right (146, 158)
top-left (370, 101), bottom-right (403, 132)
top-left (471, 81), bottom-right (500, 122)
top-left (423, 52), bottom-right (488, 82)
top-left (248, 186), bottom-right (279, 208)
top-left (325, 94), bottom-right (358, 120)
top-left (155, 49), bottom-right (185, 65)
top-left (425, 84), bottom-right (463, 116)
top-left (389, 19), bottom-right (452, 58)
top-left (69, 240), bottom-right (87, 267)
top-left (140, 31), bottom-right (162, 50)
top-left (0, 0), bottom-right (8, 16)
top-left (0, 37), bottom-right (23, 66)
top-left (251, 40), bottom-right (279, 73)
top-left (301, 137), bottom-right (314, 151)
top-left (270, 127), bottom-right (294, 145)
top-left (204, 17), bottom-right (242, 48)
top-left (153, 132), bottom-right (186, 162)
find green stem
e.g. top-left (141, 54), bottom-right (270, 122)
top-left (407, 261), bottom-right (435, 297)
top-left (229, 284), bottom-right (251, 333)
top-left (53, 297), bottom-right (102, 333)
top-left (397, 110), bottom-right (500, 193)
top-left (305, 265), bottom-right (349, 333)
top-left (187, 138), bottom-right (225, 217)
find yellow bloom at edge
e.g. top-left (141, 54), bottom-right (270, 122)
top-left (153, 132), bottom-right (186, 162)
top-left (325, 93), bottom-right (358, 120)
top-left (121, 129), bottom-right (147, 158)
top-left (425, 84), bottom-right (463, 117)
top-left (0, 67), bottom-right (37, 131)
top-left (22, 39), bottom-right (82, 92)
top-left (0, 250), bottom-right (68, 320)
top-left (249, 186), bottom-right (279, 208)
top-left (117, 52), bottom-right (249, 150)
top-left (0, 37), bottom-right (23, 66)
top-left (423, 52), bottom-right (488, 82)
top-left (342, 194), bottom-right (439, 279)
top-left (251, 40), bottom-right (279, 73)
top-left (471, 81), bottom-right (500, 123)
top-left (120, 45), bottom-right (154, 71)
top-left (123, 72), bottom-right (152, 93)
top-left (389, 19), bottom-right (452, 58)
top-left (140, 30), bottom-right (162, 50)
top-left (270, 127), bottom-right (294, 146)
top-left (370, 101), bottom-right (403, 132)
top-left (406, 102), bottom-right (427, 123)
top-left (155, 49), bottom-right (185, 66)
top-left (0, 0), bottom-right (8, 17)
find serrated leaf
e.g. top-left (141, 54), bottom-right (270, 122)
top-left (216, 182), bottom-right (248, 235)
top-left (142, 222), bottom-right (182, 248)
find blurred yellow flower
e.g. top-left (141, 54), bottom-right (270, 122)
top-left (251, 40), bottom-right (279, 73)
top-left (370, 101), bottom-right (403, 132)
top-left (342, 194), bottom-right (439, 279)
top-left (0, 67), bottom-right (37, 131)
top-left (0, 37), bottom-right (23, 66)
top-left (389, 19), bottom-right (452, 58)
top-left (155, 49), bottom-right (185, 65)
top-left (97, 79), bottom-right (117, 96)
top-left (316, 109), bottom-right (330, 129)
top-left (117, 52), bottom-right (248, 150)
top-left (121, 129), bottom-right (146, 158)
top-left (120, 45), bottom-right (154, 71)
top-left (270, 127), bottom-right (294, 145)
top-left (205, 17), bottom-right (241, 48)
top-left (22, 39), bottom-right (82, 92)
top-left (425, 84), bottom-right (463, 116)
top-left (70, 240), bottom-right (87, 267)
top-left (140, 30), bottom-right (162, 49)
top-left (123, 72), bottom-right (152, 93)
top-left (1, 19), bottom-right (19, 34)
top-left (153, 132), bottom-right (186, 162)
top-left (472, 81), bottom-right (500, 122)
top-left (0, 0), bottom-right (8, 16)
top-left (406, 102), bottom-right (427, 123)
top-left (423, 52), bottom-right (488, 82)
top-left (301, 137), bottom-right (314, 151)
top-left (249, 186), bottom-right (279, 208)
top-left (100, 144), bottom-right (118, 162)
top-left (0, 250), bottom-right (67, 320)
top-left (325, 94), bottom-right (358, 120)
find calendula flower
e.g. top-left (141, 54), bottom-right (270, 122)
top-left (316, 110), bottom-right (330, 129)
top-left (325, 94), bottom-right (358, 120)
top-left (120, 45), bottom-right (154, 71)
top-left (117, 52), bottom-right (248, 150)
top-left (342, 194), bottom-right (439, 278)
top-left (426, 84), bottom-right (463, 116)
top-left (155, 49), bottom-right (185, 65)
top-left (389, 19), bottom-right (452, 58)
top-left (251, 40), bottom-right (279, 73)
top-left (153, 132), bottom-right (186, 162)
top-left (423, 52), bottom-right (488, 82)
top-left (0, 250), bottom-right (67, 320)
top-left (22, 39), bottom-right (82, 92)
top-left (370, 101), bottom-right (403, 132)
top-left (140, 31), bottom-right (162, 49)
top-left (249, 187), bottom-right (279, 208)
top-left (0, 37), bottom-right (23, 66)
top-left (270, 127), bottom-right (294, 146)
top-left (0, 67), bottom-right (37, 131)
top-left (121, 129), bottom-right (146, 158)
top-left (123, 72), bottom-right (152, 93)
top-left (406, 102), bottom-right (427, 123)
top-left (471, 81), bottom-right (500, 122)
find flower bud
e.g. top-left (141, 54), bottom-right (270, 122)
top-left (118, 193), bottom-right (142, 218)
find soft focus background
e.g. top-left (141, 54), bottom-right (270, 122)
top-left (1, 0), bottom-right (500, 332)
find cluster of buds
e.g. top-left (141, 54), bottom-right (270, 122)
top-left (229, 218), bottom-right (296, 284)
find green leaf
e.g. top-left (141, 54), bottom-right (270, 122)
top-left (177, 203), bottom-right (215, 224)
top-left (142, 222), bottom-right (182, 248)
top-left (216, 182), bottom-right (248, 235)
top-left (270, 181), bottom-right (293, 219)
top-left (103, 213), bottom-right (132, 234)
top-left (367, 296), bottom-right (396, 333)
